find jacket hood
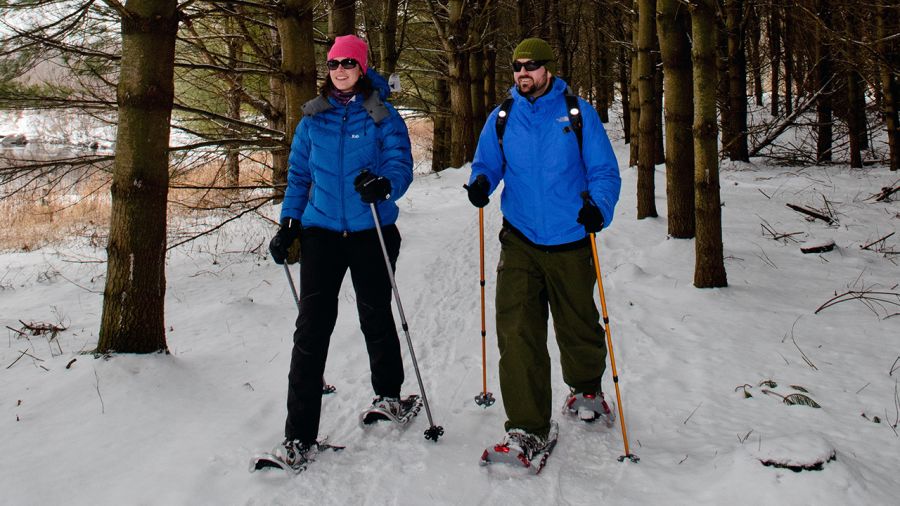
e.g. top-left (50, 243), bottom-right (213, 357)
top-left (366, 68), bottom-right (391, 101)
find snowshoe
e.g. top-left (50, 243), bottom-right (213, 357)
top-left (479, 420), bottom-right (559, 474)
top-left (249, 438), bottom-right (344, 474)
top-left (359, 394), bottom-right (423, 427)
top-left (563, 390), bottom-right (615, 427)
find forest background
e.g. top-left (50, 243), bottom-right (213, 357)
top-left (0, 0), bottom-right (898, 352)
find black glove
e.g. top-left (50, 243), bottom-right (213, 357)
top-left (269, 218), bottom-right (301, 265)
top-left (463, 174), bottom-right (490, 208)
top-left (577, 200), bottom-right (605, 233)
top-left (354, 171), bottom-right (392, 203)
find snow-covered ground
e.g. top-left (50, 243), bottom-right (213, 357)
top-left (1, 138), bottom-right (898, 504)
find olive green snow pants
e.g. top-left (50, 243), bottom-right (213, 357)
top-left (496, 229), bottom-right (607, 438)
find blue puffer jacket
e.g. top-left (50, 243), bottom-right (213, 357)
top-left (281, 69), bottom-right (413, 232)
top-left (469, 77), bottom-right (621, 246)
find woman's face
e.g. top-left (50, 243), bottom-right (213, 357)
top-left (327, 56), bottom-right (362, 92)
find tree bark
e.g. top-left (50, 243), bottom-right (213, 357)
top-left (620, 44), bottom-right (631, 144)
top-left (658, 0), bottom-right (695, 238)
top-left (275, 0), bottom-right (316, 192)
top-left (448, 0), bottom-right (474, 166)
top-left (98, 0), bottom-right (179, 353)
top-left (636, 0), bottom-right (658, 219)
top-left (724, 0), bottom-right (749, 161)
top-left (815, 0), bottom-right (834, 164)
top-left (380, 0), bottom-right (401, 73)
top-left (470, 49), bottom-right (486, 139)
top-left (769, 1), bottom-right (782, 116)
top-left (691, 0), bottom-right (728, 288)
top-left (629, 0), bottom-right (640, 166)
top-left (329, 0), bottom-right (356, 40)
top-left (432, 76), bottom-right (451, 172)
top-left (747, 3), bottom-right (763, 106)
top-left (226, 7), bottom-right (243, 187)
top-left (783, 4), bottom-right (793, 115)
top-left (878, 1), bottom-right (900, 171)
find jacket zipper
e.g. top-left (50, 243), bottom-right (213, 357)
top-left (340, 105), bottom-right (349, 235)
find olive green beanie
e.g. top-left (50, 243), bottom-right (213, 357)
top-left (512, 38), bottom-right (556, 73)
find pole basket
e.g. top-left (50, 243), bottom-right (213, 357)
top-left (424, 425), bottom-right (445, 442)
top-left (618, 454), bottom-right (640, 463)
top-left (474, 392), bottom-right (496, 407)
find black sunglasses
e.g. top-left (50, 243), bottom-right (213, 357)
top-left (326, 58), bottom-right (359, 70)
top-left (512, 60), bottom-right (549, 72)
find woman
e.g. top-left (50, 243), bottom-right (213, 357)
top-left (266, 35), bottom-right (414, 470)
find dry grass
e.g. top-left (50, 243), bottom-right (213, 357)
top-left (1, 119), bottom-right (434, 252)
top-left (0, 151), bottom-right (277, 252)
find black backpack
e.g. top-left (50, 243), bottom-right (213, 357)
top-left (494, 86), bottom-right (584, 162)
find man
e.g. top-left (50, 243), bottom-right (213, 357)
top-left (466, 38), bottom-right (621, 468)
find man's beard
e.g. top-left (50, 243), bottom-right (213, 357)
top-left (517, 76), bottom-right (549, 97)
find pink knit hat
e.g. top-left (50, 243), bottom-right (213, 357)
top-left (327, 35), bottom-right (368, 74)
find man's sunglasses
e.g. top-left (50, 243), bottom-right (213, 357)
top-left (512, 60), bottom-right (549, 72)
top-left (326, 58), bottom-right (359, 70)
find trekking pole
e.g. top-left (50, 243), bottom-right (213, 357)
top-left (581, 192), bottom-right (638, 463)
top-left (283, 264), bottom-right (336, 395)
top-left (368, 202), bottom-right (444, 442)
top-left (474, 208), bottom-right (495, 407)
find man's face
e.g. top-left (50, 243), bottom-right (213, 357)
top-left (514, 59), bottom-right (551, 97)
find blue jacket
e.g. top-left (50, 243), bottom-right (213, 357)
top-left (281, 69), bottom-right (413, 232)
top-left (469, 77), bottom-right (621, 246)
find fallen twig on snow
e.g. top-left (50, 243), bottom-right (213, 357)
top-left (815, 289), bottom-right (900, 318)
top-left (786, 203), bottom-right (835, 225)
top-left (861, 232), bottom-right (895, 252)
top-left (801, 240), bottom-right (835, 254)
top-left (870, 184), bottom-right (899, 202)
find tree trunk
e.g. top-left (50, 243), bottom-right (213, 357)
top-left (769, 2), bottom-right (782, 117)
top-left (380, 0), bottom-right (401, 74)
top-left (264, 25), bottom-right (288, 202)
top-left (636, 0), bottom-right (658, 219)
top-left (629, 0), bottom-right (640, 166)
top-left (747, 3), bottom-right (763, 106)
top-left (551, 0), bottom-right (571, 81)
top-left (847, 69), bottom-right (865, 168)
top-left (878, 1), bottom-right (900, 171)
top-left (275, 0), bottom-right (316, 192)
top-left (98, 0), bottom-right (179, 354)
top-left (844, 9), bottom-right (866, 168)
top-left (691, 0), bottom-right (727, 288)
top-left (516, 0), bottom-right (530, 39)
top-left (654, 42), bottom-right (665, 165)
top-left (815, 0), bottom-right (833, 163)
top-left (226, 8), bottom-right (243, 187)
top-left (448, 1), bottom-right (474, 166)
top-left (620, 44), bottom-right (631, 144)
top-left (470, 49), bottom-right (487, 138)
top-left (783, 6), bottom-right (793, 115)
top-left (658, 0), bottom-right (695, 238)
top-left (432, 77), bottom-right (451, 172)
top-left (725, 0), bottom-right (749, 161)
top-left (484, 46), bottom-right (497, 109)
top-left (329, 0), bottom-right (356, 40)
top-left (594, 6), bottom-right (610, 122)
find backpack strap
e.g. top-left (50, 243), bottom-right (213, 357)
top-left (495, 97), bottom-right (514, 169)
top-left (494, 89), bottom-right (583, 167)
top-left (564, 86), bottom-right (583, 153)
top-left (495, 97), bottom-right (514, 149)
